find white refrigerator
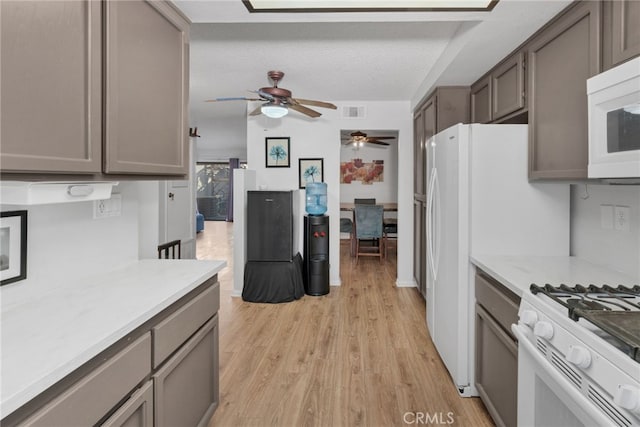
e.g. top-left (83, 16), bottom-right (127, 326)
top-left (425, 124), bottom-right (569, 396)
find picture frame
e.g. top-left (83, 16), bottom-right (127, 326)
top-left (265, 137), bottom-right (290, 168)
top-left (299, 158), bottom-right (324, 189)
top-left (1, 210), bottom-right (27, 286)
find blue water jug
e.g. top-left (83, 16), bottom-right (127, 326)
top-left (305, 182), bottom-right (327, 215)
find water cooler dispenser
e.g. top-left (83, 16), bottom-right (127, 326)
top-left (303, 183), bottom-right (329, 296)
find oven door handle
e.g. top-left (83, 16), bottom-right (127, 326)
top-left (511, 324), bottom-right (616, 427)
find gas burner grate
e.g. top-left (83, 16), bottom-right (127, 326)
top-left (530, 284), bottom-right (640, 362)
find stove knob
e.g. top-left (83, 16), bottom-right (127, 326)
top-left (533, 321), bottom-right (554, 340)
top-left (614, 385), bottom-right (640, 415)
top-left (566, 345), bottom-right (591, 369)
top-left (520, 310), bottom-right (538, 327)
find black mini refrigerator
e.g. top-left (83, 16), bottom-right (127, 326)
top-left (247, 191), bottom-right (293, 261)
top-left (303, 215), bottom-right (329, 296)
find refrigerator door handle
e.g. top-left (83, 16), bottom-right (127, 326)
top-left (427, 167), bottom-right (439, 281)
top-left (432, 169), bottom-right (441, 281)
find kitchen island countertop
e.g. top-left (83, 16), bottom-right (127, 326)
top-left (470, 255), bottom-right (638, 298)
top-left (0, 259), bottom-right (226, 418)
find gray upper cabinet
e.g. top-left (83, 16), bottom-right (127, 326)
top-left (0, 0), bottom-right (189, 178)
top-left (527, 1), bottom-right (601, 180)
top-left (471, 75), bottom-right (492, 123)
top-left (491, 52), bottom-right (526, 120)
top-left (603, 0), bottom-right (640, 70)
top-left (471, 51), bottom-right (526, 124)
top-left (0, 1), bottom-right (102, 174)
top-left (104, 1), bottom-right (189, 175)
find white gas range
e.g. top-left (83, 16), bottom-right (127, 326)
top-left (513, 283), bottom-right (640, 427)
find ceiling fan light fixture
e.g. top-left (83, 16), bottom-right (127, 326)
top-left (261, 103), bottom-right (288, 118)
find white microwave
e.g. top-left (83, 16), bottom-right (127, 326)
top-left (587, 56), bottom-right (640, 179)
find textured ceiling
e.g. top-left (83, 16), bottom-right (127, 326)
top-left (172, 0), bottom-right (572, 157)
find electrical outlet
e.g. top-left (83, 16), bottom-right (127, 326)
top-left (93, 194), bottom-right (122, 219)
top-left (614, 205), bottom-right (630, 231)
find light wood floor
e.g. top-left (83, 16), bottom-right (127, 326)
top-left (197, 221), bottom-right (494, 427)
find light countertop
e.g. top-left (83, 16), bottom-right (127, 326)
top-left (470, 255), bottom-right (639, 298)
top-left (0, 259), bottom-right (226, 418)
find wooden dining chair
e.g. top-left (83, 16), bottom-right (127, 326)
top-left (354, 204), bottom-right (385, 264)
top-left (348, 198), bottom-right (376, 256)
top-left (383, 218), bottom-right (397, 258)
top-left (158, 239), bottom-right (181, 259)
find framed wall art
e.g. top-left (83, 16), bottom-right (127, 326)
top-left (265, 137), bottom-right (290, 168)
top-left (1, 210), bottom-right (27, 286)
top-left (299, 158), bottom-right (324, 189)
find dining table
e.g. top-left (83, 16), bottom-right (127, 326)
top-left (339, 202), bottom-right (398, 212)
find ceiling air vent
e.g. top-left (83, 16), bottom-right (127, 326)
top-left (342, 105), bottom-right (365, 119)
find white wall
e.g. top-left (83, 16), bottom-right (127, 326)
top-left (0, 182), bottom-right (145, 301)
top-left (195, 116), bottom-right (247, 162)
top-left (246, 100), bottom-right (413, 286)
top-left (570, 183), bottom-right (640, 279)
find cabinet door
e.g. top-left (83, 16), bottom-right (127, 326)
top-left (154, 315), bottom-right (219, 427)
top-left (413, 109), bottom-right (425, 196)
top-left (101, 381), bottom-right (153, 427)
top-left (611, 0), bottom-right (640, 67)
top-left (475, 304), bottom-right (517, 427)
top-left (104, 1), bottom-right (189, 175)
top-left (434, 87), bottom-right (470, 131)
top-left (0, 0), bottom-right (102, 173)
top-left (423, 96), bottom-right (437, 141)
top-left (492, 52), bottom-right (526, 121)
top-left (528, 1), bottom-right (601, 180)
top-left (470, 76), bottom-right (492, 123)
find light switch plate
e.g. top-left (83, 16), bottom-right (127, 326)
top-left (600, 204), bottom-right (614, 230)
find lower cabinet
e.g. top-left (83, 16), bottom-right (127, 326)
top-left (20, 334), bottom-right (152, 427)
top-left (154, 315), bottom-right (219, 427)
top-left (102, 381), bottom-right (154, 427)
top-left (475, 271), bottom-right (520, 427)
top-left (4, 278), bottom-right (220, 427)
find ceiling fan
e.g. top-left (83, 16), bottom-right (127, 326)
top-left (342, 131), bottom-right (396, 147)
top-left (204, 70), bottom-right (337, 119)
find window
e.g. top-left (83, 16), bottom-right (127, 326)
top-left (196, 162), bottom-right (246, 220)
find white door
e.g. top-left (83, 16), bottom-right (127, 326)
top-left (159, 141), bottom-right (195, 258)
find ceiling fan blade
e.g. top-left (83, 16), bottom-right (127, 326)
top-left (205, 97), bottom-right (261, 102)
top-left (366, 136), bottom-right (395, 140)
top-left (367, 140), bottom-right (390, 146)
top-left (291, 98), bottom-right (337, 110)
top-left (289, 103), bottom-right (321, 118)
top-left (248, 105), bottom-right (263, 116)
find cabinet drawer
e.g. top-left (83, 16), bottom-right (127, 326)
top-left (152, 282), bottom-right (219, 368)
top-left (475, 273), bottom-right (520, 336)
top-left (23, 333), bottom-right (151, 427)
top-left (101, 380), bottom-right (153, 427)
